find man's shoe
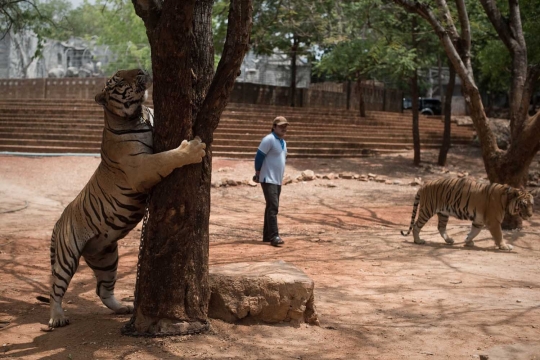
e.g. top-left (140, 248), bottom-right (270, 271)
top-left (271, 236), bottom-right (284, 247)
top-left (263, 238), bottom-right (272, 242)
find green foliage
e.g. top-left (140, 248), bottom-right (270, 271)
top-left (88, 0), bottom-right (150, 73)
top-left (250, 0), bottom-right (332, 56)
top-left (313, 1), bottom-right (438, 93)
top-left (468, 0), bottom-right (539, 95)
top-left (3, 0), bottom-right (150, 73)
top-left (212, 0), bottom-right (230, 57)
top-left (520, 0), bottom-right (540, 66)
top-left (477, 40), bottom-right (510, 93)
top-left (314, 38), bottom-right (379, 81)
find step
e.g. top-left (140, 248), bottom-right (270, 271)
top-left (0, 99), bottom-right (475, 158)
top-left (0, 129), bottom-right (473, 145)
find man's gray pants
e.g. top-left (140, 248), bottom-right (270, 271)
top-left (261, 182), bottom-right (281, 241)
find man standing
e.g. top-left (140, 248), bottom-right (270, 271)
top-left (253, 116), bottom-right (288, 247)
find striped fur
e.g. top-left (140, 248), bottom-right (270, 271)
top-left (401, 178), bottom-right (533, 250)
top-left (42, 69), bottom-right (206, 328)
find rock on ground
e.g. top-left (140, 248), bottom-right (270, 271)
top-left (208, 260), bottom-right (319, 326)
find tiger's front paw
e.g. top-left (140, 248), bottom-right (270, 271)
top-left (465, 240), bottom-right (475, 247)
top-left (498, 243), bottom-right (513, 251)
top-left (178, 136), bottom-right (206, 165)
top-left (49, 314), bottom-right (70, 328)
top-left (444, 237), bottom-right (455, 245)
top-left (413, 238), bottom-right (426, 245)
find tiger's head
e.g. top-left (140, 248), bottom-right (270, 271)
top-left (507, 188), bottom-right (534, 220)
top-left (95, 68), bottom-right (152, 119)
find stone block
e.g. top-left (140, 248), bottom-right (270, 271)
top-left (209, 260), bottom-right (319, 326)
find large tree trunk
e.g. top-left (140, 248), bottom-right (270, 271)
top-left (393, 0), bottom-right (540, 229)
top-left (125, 0), bottom-right (252, 336)
top-left (438, 61), bottom-right (455, 166)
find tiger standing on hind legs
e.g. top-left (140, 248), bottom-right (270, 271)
top-left (37, 68), bottom-right (207, 329)
top-left (401, 177), bottom-right (533, 250)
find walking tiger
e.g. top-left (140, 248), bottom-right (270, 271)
top-left (401, 178), bottom-right (533, 250)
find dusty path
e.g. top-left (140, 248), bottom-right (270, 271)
top-left (1, 147), bottom-right (540, 360)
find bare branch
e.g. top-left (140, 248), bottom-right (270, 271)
top-left (454, 0), bottom-right (470, 54)
top-left (195, 0), bottom-right (253, 135)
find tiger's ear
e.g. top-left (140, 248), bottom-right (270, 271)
top-left (95, 92), bottom-right (107, 105)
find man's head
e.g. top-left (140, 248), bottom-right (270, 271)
top-left (272, 116), bottom-right (289, 138)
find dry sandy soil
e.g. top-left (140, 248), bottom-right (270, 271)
top-left (1, 147), bottom-right (540, 360)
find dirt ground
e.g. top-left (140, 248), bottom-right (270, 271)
top-left (1, 147), bottom-right (540, 360)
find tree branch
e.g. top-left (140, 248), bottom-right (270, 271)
top-left (392, 0), bottom-right (498, 155)
top-left (478, 0), bottom-right (515, 51)
top-left (435, 0), bottom-right (459, 41)
top-left (195, 0), bottom-right (253, 138)
top-left (508, 0), bottom-right (526, 49)
top-left (509, 109), bottom-right (540, 163)
top-left (481, 0), bottom-right (526, 57)
top-left (392, 0), bottom-right (474, 89)
top-left (132, 0), bottom-right (162, 31)
top-left (454, 0), bottom-right (471, 55)
top-left (516, 65), bottom-right (540, 133)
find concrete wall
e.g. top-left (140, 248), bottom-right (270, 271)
top-left (0, 77), bottom-right (402, 112)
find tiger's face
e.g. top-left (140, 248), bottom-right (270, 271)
top-left (95, 68), bottom-right (152, 118)
top-left (518, 193), bottom-right (534, 220)
top-left (508, 190), bottom-right (534, 220)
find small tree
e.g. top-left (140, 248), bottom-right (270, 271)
top-left (314, 39), bottom-right (380, 117)
top-left (249, 0), bottom-right (331, 106)
top-left (438, 60), bottom-right (456, 166)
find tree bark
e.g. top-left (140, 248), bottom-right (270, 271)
top-left (126, 0), bottom-right (252, 336)
top-left (438, 60), bottom-right (455, 166)
top-left (393, 0), bottom-right (540, 229)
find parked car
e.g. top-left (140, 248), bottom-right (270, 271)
top-left (403, 97), bottom-right (442, 115)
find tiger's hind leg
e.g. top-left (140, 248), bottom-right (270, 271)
top-left (48, 227), bottom-right (81, 328)
top-left (437, 213), bottom-right (454, 244)
top-left (83, 243), bottom-right (133, 314)
top-left (412, 208), bottom-right (433, 245)
top-left (464, 222), bottom-right (483, 247)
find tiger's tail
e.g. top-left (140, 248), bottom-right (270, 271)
top-left (37, 226), bottom-right (58, 304)
top-left (401, 190), bottom-right (421, 236)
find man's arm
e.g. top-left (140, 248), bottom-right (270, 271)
top-left (253, 149), bottom-right (266, 182)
